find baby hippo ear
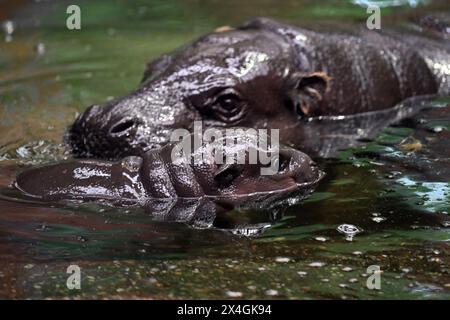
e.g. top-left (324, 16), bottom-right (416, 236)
top-left (287, 71), bottom-right (331, 117)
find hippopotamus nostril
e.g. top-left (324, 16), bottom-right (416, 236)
top-left (109, 118), bottom-right (136, 136)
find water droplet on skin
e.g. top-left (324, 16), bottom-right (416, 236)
top-left (121, 156), bottom-right (143, 172)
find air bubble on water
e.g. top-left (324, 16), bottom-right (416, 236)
top-left (226, 291), bottom-right (243, 298)
top-left (297, 271), bottom-right (307, 276)
top-left (342, 267), bottom-right (353, 272)
top-left (430, 126), bottom-right (445, 133)
top-left (2, 20), bottom-right (14, 41)
top-left (265, 289), bottom-right (278, 296)
top-left (308, 262), bottom-right (326, 268)
top-left (35, 42), bottom-right (45, 55)
top-left (2, 20), bottom-right (14, 34)
top-left (314, 236), bottom-right (328, 242)
top-left (275, 257), bottom-right (290, 263)
top-left (337, 224), bottom-right (362, 241)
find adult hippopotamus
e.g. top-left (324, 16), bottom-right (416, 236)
top-left (67, 17), bottom-right (450, 159)
top-left (15, 130), bottom-right (323, 208)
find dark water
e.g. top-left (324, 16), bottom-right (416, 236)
top-left (0, 0), bottom-right (449, 299)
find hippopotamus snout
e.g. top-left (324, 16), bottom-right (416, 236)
top-left (17, 130), bottom-right (324, 207)
top-left (68, 103), bottom-right (141, 158)
top-left (67, 87), bottom-right (196, 158)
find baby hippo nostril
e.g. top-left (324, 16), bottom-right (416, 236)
top-left (109, 119), bottom-right (136, 135)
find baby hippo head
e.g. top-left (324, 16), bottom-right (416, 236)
top-left (15, 129), bottom-right (323, 206)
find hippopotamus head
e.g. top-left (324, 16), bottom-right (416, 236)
top-left (17, 130), bottom-right (323, 207)
top-left (67, 18), bottom-right (330, 158)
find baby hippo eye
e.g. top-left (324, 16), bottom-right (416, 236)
top-left (210, 90), bottom-right (245, 123)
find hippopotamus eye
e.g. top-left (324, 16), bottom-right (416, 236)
top-left (210, 90), bottom-right (245, 123)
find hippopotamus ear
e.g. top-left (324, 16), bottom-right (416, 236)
top-left (287, 71), bottom-right (331, 117)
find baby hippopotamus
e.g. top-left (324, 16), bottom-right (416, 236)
top-left (15, 130), bottom-right (323, 207)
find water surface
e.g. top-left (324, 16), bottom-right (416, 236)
top-left (0, 0), bottom-right (449, 299)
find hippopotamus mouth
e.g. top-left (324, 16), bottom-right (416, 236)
top-left (16, 130), bottom-right (324, 208)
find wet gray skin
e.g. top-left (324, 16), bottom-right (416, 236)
top-left (15, 130), bottom-right (323, 208)
top-left (67, 17), bottom-right (450, 159)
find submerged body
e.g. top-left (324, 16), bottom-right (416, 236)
top-left (67, 17), bottom-right (450, 159)
top-left (16, 131), bottom-right (323, 207)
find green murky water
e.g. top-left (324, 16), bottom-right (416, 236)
top-left (0, 0), bottom-right (449, 299)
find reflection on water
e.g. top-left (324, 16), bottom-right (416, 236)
top-left (0, 0), bottom-right (449, 299)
